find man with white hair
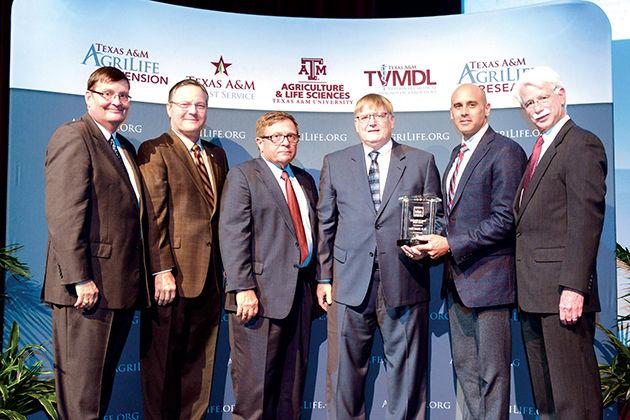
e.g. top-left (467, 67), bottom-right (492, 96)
top-left (513, 66), bottom-right (606, 419)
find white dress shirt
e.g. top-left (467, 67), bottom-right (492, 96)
top-left (93, 119), bottom-right (140, 202)
top-left (262, 157), bottom-right (314, 267)
top-left (445, 123), bottom-right (489, 194)
top-left (362, 139), bottom-right (393, 200)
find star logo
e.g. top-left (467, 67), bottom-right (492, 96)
top-left (211, 56), bottom-right (232, 76)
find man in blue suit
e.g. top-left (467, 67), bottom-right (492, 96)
top-left (414, 84), bottom-right (526, 419)
top-left (317, 93), bottom-right (441, 419)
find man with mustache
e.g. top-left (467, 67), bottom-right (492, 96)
top-left (512, 66), bottom-right (607, 419)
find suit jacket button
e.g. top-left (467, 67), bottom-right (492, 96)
top-left (375, 224), bottom-right (381, 230)
top-left (369, 252), bottom-right (374, 257)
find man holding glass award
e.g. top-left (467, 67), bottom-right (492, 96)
top-left (316, 93), bottom-right (442, 419)
top-left (412, 84), bottom-right (526, 419)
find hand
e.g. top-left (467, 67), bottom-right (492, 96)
top-left (316, 283), bottom-right (333, 312)
top-left (559, 289), bottom-right (584, 325)
top-left (74, 280), bottom-right (99, 311)
top-left (154, 272), bottom-right (177, 306)
top-left (409, 234), bottom-right (450, 260)
top-left (236, 289), bottom-right (259, 323)
top-left (400, 244), bottom-right (425, 260)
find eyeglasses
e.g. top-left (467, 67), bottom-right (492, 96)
top-left (355, 112), bottom-right (390, 124)
top-left (523, 95), bottom-right (552, 111)
top-left (260, 133), bottom-right (300, 144)
top-left (522, 87), bottom-right (561, 111)
top-left (169, 101), bottom-right (208, 111)
top-left (89, 89), bottom-right (132, 103)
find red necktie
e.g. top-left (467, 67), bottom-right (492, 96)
top-left (281, 170), bottom-right (308, 264)
top-left (522, 136), bottom-right (544, 192)
top-left (192, 144), bottom-right (216, 209)
top-left (447, 143), bottom-right (468, 212)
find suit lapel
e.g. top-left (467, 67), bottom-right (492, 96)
top-left (450, 130), bottom-right (494, 213)
top-left (349, 144), bottom-right (378, 216)
top-left (377, 141), bottom-right (406, 220)
top-left (166, 130), bottom-right (213, 209)
top-left (83, 115), bottom-right (137, 202)
top-left (254, 158), bottom-right (297, 238)
top-left (442, 147), bottom-right (459, 199)
top-left (294, 167), bottom-right (317, 241)
top-left (516, 120), bottom-right (574, 221)
top-left (200, 140), bottom-right (221, 214)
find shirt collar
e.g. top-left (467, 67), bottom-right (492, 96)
top-left (92, 118), bottom-right (116, 142)
top-left (171, 128), bottom-right (201, 151)
top-left (461, 123), bottom-right (488, 150)
top-left (261, 155), bottom-right (294, 178)
top-left (362, 139), bottom-right (393, 157)
top-left (542, 114), bottom-right (570, 144)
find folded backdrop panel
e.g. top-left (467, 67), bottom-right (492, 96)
top-left (7, 0), bottom-right (615, 418)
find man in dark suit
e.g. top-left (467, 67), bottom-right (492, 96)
top-left (512, 66), bottom-right (606, 419)
top-left (137, 79), bottom-right (228, 419)
top-left (316, 93), bottom-right (441, 419)
top-left (44, 66), bottom-right (149, 419)
top-left (219, 111), bottom-right (318, 420)
top-left (413, 84), bottom-right (526, 419)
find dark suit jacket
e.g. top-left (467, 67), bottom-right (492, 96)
top-left (317, 141), bottom-right (442, 308)
top-left (514, 119), bottom-right (607, 313)
top-left (137, 131), bottom-right (228, 298)
top-left (442, 127), bottom-right (527, 308)
top-left (43, 114), bottom-right (149, 309)
top-left (219, 158), bottom-right (318, 320)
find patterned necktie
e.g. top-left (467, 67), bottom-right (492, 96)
top-left (191, 144), bottom-right (216, 209)
top-left (108, 135), bottom-right (125, 167)
top-left (447, 143), bottom-right (468, 212)
top-left (368, 151), bottom-right (381, 211)
top-left (522, 135), bottom-right (544, 193)
top-left (281, 170), bottom-right (308, 264)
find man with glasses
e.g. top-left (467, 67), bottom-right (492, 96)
top-left (137, 79), bottom-right (228, 419)
top-left (44, 66), bottom-right (149, 419)
top-left (513, 66), bottom-right (606, 419)
top-left (220, 111), bottom-right (318, 420)
top-left (317, 93), bottom-right (441, 419)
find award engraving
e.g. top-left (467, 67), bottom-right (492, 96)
top-left (397, 194), bottom-right (442, 246)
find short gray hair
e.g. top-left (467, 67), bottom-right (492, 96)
top-left (513, 66), bottom-right (564, 106)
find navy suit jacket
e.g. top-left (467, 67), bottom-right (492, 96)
top-left (220, 158), bottom-right (318, 320)
top-left (442, 127), bottom-right (527, 308)
top-left (317, 141), bottom-right (442, 308)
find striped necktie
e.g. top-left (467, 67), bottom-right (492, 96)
top-left (368, 151), bottom-right (381, 211)
top-left (447, 143), bottom-right (468, 213)
top-left (192, 144), bottom-right (216, 209)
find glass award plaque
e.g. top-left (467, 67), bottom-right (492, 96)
top-left (397, 194), bottom-right (442, 246)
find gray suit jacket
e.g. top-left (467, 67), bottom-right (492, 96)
top-left (514, 120), bottom-right (606, 313)
top-left (317, 141), bottom-right (442, 307)
top-left (220, 158), bottom-right (318, 320)
top-left (43, 114), bottom-right (149, 309)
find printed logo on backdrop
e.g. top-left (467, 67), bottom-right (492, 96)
top-left (363, 64), bottom-right (437, 94)
top-left (273, 57), bottom-right (352, 106)
top-left (187, 55), bottom-right (256, 102)
top-left (458, 57), bottom-right (532, 94)
top-left (82, 43), bottom-right (169, 85)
